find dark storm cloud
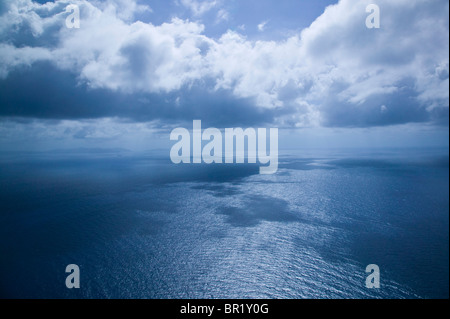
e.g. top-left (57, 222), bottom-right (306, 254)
top-left (0, 62), bottom-right (279, 127)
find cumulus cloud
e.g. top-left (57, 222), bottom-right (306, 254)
top-left (0, 0), bottom-right (448, 128)
top-left (257, 21), bottom-right (268, 32)
top-left (179, 0), bottom-right (218, 17)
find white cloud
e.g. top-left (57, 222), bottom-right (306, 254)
top-left (0, 0), bottom-right (448, 128)
top-left (179, 0), bottom-right (218, 17)
top-left (0, 44), bottom-right (52, 78)
top-left (257, 21), bottom-right (268, 32)
top-left (216, 9), bottom-right (229, 23)
top-left (95, 0), bottom-right (152, 21)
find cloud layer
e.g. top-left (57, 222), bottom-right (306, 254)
top-left (0, 0), bottom-right (448, 128)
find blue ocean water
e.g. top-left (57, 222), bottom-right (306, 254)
top-left (0, 148), bottom-right (448, 299)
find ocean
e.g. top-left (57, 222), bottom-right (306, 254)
top-left (0, 148), bottom-right (448, 299)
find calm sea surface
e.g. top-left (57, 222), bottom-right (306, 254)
top-left (0, 148), bottom-right (448, 298)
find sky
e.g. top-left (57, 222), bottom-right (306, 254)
top-left (0, 0), bottom-right (448, 151)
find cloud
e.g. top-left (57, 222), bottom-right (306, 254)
top-left (88, 0), bottom-right (152, 22)
top-left (257, 21), bottom-right (268, 32)
top-left (179, 0), bottom-right (218, 17)
top-left (0, 44), bottom-right (52, 78)
top-left (0, 0), bottom-right (448, 129)
top-left (216, 9), bottom-right (229, 23)
top-left (0, 61), bottom-right (278, 128)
